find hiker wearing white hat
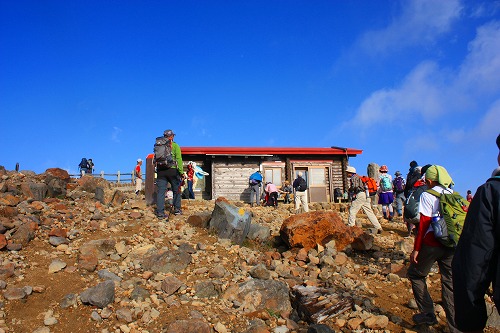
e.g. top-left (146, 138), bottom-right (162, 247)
top-left (346, 166), bottom-right (382, 234)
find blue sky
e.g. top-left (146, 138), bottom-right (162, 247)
top-left (1, 0), bottom-right (499, 195)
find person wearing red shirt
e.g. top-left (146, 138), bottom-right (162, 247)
top-left (407, 165), bottom-right (459, 332)
top-left (135, 159), bottom-right (143, 195)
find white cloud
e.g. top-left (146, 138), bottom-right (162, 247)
top-left (111, 127), bottom-right (122, 143)
top-left (352, 61), bottom-right (446, 126)
top-left (474, 99), bottom-right (500, 138)
top-left (349, 20), bottom-right (500, 130)
top-left (358, 0), bottom-right (462, 54)
top-left (456, 21), bottom-right (500, 95)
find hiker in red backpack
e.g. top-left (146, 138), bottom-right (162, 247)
top-left (452, 133), bottom-right (500, 332)
top-left (378, 165), bottom-right (394, 221)
top-left (408, 165), bottom-right (459, 331)
top-left (392, 171), bottom-right (406, 217)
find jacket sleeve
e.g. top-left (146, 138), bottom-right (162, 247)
top-left (452, 181), bottom-right (500, 331)
top-left (172, 143), bottom-right (184, 175)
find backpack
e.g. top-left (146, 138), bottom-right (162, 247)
top-left (426, 188), bottom-right (470, 248)
top-left (249, 178), bottom-right (261, 186)
top-left (360, 176), bottom-right (377, 194)
top-left (393, 176), bottom-right (405, 193)
top-left (79, 158), bottom-right (88, 169)
top-left (296, 177), bottom-right (307, 191)
top-left (403, 184), bottom-right (428, 225)
top-left (154, 137), bottom-right (176, 168)
top-left (249, 172), bottom-right (263, 186)
top-left (380, 175), bottom-right (393, 192)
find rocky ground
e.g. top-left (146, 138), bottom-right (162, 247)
top-left (0, 167), bottom-right (498, 333)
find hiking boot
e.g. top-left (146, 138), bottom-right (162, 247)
top-left (174, 210), bottom-right (182, 216)
top-left (156, 214), bottom-right (168, 221)
top-left (412, 312), bottom-right (437, 325)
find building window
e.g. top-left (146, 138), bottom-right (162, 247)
top-left (309, 167), bottom-right (326, 186)
top-left (264, 168), bottom-right (282, 186)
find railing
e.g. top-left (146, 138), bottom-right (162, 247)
top-left (70, 171), bottom-right (144, 184)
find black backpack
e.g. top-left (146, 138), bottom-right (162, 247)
top-left (296, 177), bottom-right (307, 191)
top-left (153, 137), bottom-right (176, 169)
top-left (403, 184), bottom-right (428, 225)
top-left (79, 158), bottom-right (89, 169)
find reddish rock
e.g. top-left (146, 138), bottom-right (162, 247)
top-left (77, 175), bottom-right (110, 192)
top-left (0, 206), bottom-right (17, 217)
top-left (48, 228), bottom-right (68, 238)
top-left (78, 252), bottom-right (99, 272)
top-left (0, 194), bottom-right (21, 206)
top-left (0, 263), bottom-right (15, 280)
top-left (53, 203), bottom-right (68, 211)
top-left (45, 168), bottom-right (70, 182)
top-left (280, 211), bottom-right (363, 252)
top-left (351, 232), bottom-right (374, 251)
top-left (129, 211), bottom-right (141, 219)
top-left (0, 234), bottom-right (7, 249)
top-left (29, 201), bottom-right (44, 211)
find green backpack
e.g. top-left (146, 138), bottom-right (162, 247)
top-left (426, 188), bottom-right (470, 248)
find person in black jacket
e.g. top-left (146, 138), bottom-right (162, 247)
top-left (452, 133), bottom-right (500, 332)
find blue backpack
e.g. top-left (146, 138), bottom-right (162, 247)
top-left (380, 175), bottom-right (393, 192)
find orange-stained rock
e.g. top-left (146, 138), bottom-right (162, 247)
top-left (0, 234), bottom-right (7, 249)
top-left (279, 211), bottom-right (363, 251)
top-left (44, 168), bottom-right (70, 182)
top-left (48, 228), bottom-right (68, 238)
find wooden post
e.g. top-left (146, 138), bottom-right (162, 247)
top-left (117, 171), bottom-right (121, 183)
top-left (145, 154), bottom-right (155, 205)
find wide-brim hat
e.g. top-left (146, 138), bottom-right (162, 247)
top-left (395, 171), bottom-right (401, 176)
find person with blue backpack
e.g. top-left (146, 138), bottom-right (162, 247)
top-left (378, 165), bottom-right (394, 221)
top-left (452, 133), bottom-right (500, 332)
top-left (248, 170), bottom-right (263, 207)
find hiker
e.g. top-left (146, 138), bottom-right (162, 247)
top-left (281, 181), bottom-right (293, 204)
top-left (404, 160), bottom-right (420, 198)
top-left (88, 159), bottom-right (94, 174)
top-left (154, 129), bottom-right (184, 218)
top-left (407, 165), bottom-right (459, 332)
top-left (186, 161), bottom-right (195, 199)
top-left (248, 170), bottom-right (263, 207)
top-left (346, 166), bottom-right (382, 233)
top-left (393, 171), bottom-right (406, 217)
top-left (452, 133), bottom-right (500, 332)
top-left (466, 189), bottom-right (473, 202)
top-left (293, 172), bottom-right (309, 213)
top-left (134, 159), bottom-right (143, 195)
top-left (78, 158), bottom-right (89, 177)
top-left (265, 182), bottom-right (279, 208)
top-left (378, 165), bottom-right (394, 221)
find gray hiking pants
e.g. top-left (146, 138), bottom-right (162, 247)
top-left (407, 244), bottom-right (459, 332)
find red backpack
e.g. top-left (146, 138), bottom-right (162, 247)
top-left (360, 176), bottom-right (378, 195)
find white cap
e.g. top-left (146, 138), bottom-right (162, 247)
top-left (346, 166), bottom-right (356, 174)
top-left (137, 158), bottom-right (143, 163)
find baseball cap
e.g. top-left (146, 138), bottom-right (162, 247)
top-left (164, 129), bottom-right (175, 137)
top-left (137, 158), bottom-right (142, 163)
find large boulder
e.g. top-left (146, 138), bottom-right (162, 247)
top-left (223, 279), bottom-right (292, 314)
top-left (279, 211), bottom-right (363, 252)
top-left (209, 198), bottom-right (251, 245)
top-left (367, 163), bottom-right (380, 179)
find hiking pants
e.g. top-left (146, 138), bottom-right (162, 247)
top-left (407, 245), bottom-right (459, 332)
top-left (347, 191), bottom-right (381, 229)
top-left (250, 184), bottom-right (260, 205)
top-left (394, 191), bottom-right (405, 215)
top-left (135, 178), bottom-right (142, 193)
top-left (294, 191), bottom-right (309, 213)
top-left (156, 168), bottom-right (181, 215)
